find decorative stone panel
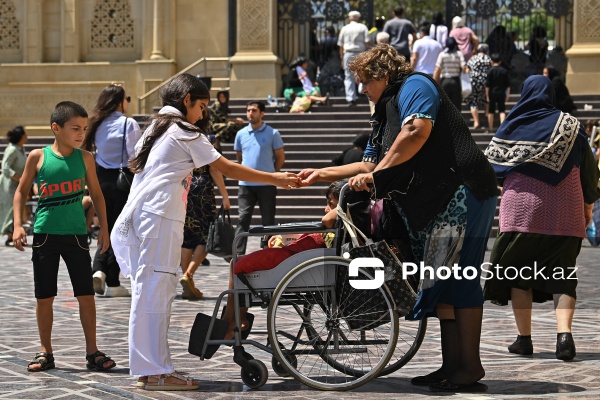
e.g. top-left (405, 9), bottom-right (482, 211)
top-left (578, 0), bottom-right (600, 40)
top-left (91, 0), bottom-right (134, 48)
top-left (238, 0), bottom-right (270, 50)
top-left (0, 0), bottom-right (19, 50)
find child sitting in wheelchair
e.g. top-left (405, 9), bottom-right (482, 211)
top-left (221, 179), bottom-right (345, 339)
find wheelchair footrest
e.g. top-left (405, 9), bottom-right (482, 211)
top-left (188, 312), bottom-right (228, 359)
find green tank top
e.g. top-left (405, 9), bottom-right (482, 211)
top-left (34, 146), bottom-right (88, 235)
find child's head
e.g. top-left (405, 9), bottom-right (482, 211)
top-left (324, 179), bottom-right (348, 213)
top-left (490, 53), bottom-right (502, 64)
top-left (50, 101), bottom-right (89, 147)
top-left (160, 73), bottom-right (211, 124)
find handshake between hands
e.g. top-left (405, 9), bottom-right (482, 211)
top-left (273, 169), bottom-right (374, 192)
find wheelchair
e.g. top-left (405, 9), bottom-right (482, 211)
top-left (188, 185), bottom-right (427, 391)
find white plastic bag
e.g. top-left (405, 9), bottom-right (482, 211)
top-left (461, 72), bottom-right (472, 99)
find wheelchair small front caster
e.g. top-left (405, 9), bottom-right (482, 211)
top-left (271, 352), bottom-right (297, 377)
top-left (240, 359), bottom-right (268, 389)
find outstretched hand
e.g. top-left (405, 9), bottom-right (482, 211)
top-left (273, 171), bottom-right (301, 189)
top-left (298, 168), bottom-right (320, 187)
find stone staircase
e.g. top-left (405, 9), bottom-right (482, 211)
top-left (4, 94), bottom-right (600, 232)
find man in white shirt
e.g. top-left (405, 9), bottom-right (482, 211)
top-left (411, 23), bottom-right (443, 76)
top-left (337, 11), bottom-right (370, 106)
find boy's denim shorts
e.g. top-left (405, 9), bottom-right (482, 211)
top-left (31, 233), bottom-right (94, 299)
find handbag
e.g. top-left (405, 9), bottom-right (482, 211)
top-left (336, 205), bottom-right (418, 330)
top-left (206, 206), bottom-right (235, 257)
top-left (116, 118), bottom-right (133, 191)
top-left (461, 72), bottom-right (472, 99)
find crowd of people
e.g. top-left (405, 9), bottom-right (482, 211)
top-left (0, 6), bottom-right (595, 396)
top-left (282, 8), bottom-right (576, 130)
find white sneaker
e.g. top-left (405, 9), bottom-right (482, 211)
top-left (104, 285), bottom-right (131, 297)
top-left (92, 271), bottom-right (106, 295)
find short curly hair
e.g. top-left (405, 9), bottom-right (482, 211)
top-left (348, 44), bottom-right (412, 83)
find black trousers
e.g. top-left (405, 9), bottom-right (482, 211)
top-left (92, 165), bottom-right (130, 287)
top-left (235, 185), bottom-right (277, 254)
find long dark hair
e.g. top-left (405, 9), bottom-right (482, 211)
top-left (82, 84), bottom-right (126, 151)
top-left (129, 73), bottom-right (210, 173)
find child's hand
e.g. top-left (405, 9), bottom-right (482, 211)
top-left (97, 227), bottom-right (111, 254)
top-left (12, 226), bottom-right (27, 251)
top-left (268, 235), bottom-right (283, 248)
top-left (273, 172), bottom-right (300, 189)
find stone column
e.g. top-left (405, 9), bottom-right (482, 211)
top-left (150, 0), bottom-right (166, 60)
top-left (22, 0), bottom-right (42, 63)
top-left (566, 0), bottom-right (600, 93)
top-left (229, 0), bottom-right (282, 98)
top-left (61, 0), bottom-right (79, 62)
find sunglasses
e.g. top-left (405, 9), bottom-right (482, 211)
top-left (125, 96), bottom-right (131, 103)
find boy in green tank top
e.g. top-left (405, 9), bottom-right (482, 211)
top-left (12, 101), bottom-right (117, 372)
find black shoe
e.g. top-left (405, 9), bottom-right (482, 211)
top-left (411, 373), bottom-right (445, 386)
top-left (429, 380), bottom-right (488, 393)
top-left (556, 332), bottom-right (576, 360)
top-left (347, 100), bottom-right (357, 107)
top-left (201, 258), bottom-right (210, 266)
top-left (508, 335), bottom-right (533, 355)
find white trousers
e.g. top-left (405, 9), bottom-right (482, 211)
top-left (126, 210), bottom-right (183, 376)
top-left (343, 52), bottom-right (358, 103)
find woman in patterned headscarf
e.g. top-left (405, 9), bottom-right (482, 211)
top-left (209, 90), bottom-right (244, 143)
top-left (484, 75), bottom-right (600, 361)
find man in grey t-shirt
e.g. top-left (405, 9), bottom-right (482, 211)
top-left (383, 5), bottom-right (416, 60)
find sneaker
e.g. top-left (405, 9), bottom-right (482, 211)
top-left (104, 285), bottom-right (131, 297)
top-left (92, 271), bottom-right (106, 295)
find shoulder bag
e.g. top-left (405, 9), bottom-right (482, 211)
top-left (335, 205), bottom-right (418, 330)
top-left (206, 205), bottom-right (235, 258)
top-left (116, 118), bottom-right (134, 191)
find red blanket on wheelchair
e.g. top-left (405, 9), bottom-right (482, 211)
top-left (234, 234), bottom-right (327, 274)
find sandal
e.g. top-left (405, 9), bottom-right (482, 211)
top-left (145, 372), bottom-right (199, 391)
top-left (136, 376), bottom-right (148, 388)
top-left (85, 351), bottom-right (116, 371)
top-left (27, 352), bottom-right (55, 372)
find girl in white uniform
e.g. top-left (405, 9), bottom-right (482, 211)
top-left (111, 74), bottom-right (298, 391)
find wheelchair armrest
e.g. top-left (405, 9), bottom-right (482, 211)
top-left (248, 221), bottom-right (326, 234)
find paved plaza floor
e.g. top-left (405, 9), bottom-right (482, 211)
top-left (0, 236), bottom-right (599, 400)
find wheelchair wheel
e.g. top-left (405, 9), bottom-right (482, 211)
top-left (240, 359), bottom-right (268, 389)
top-left (267, 256), bottom-right (398, 391)
top-left (378, 317), bottom-right (427, 376)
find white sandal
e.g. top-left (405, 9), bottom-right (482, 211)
top-left (144, 372), bottom-right (199, 391)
